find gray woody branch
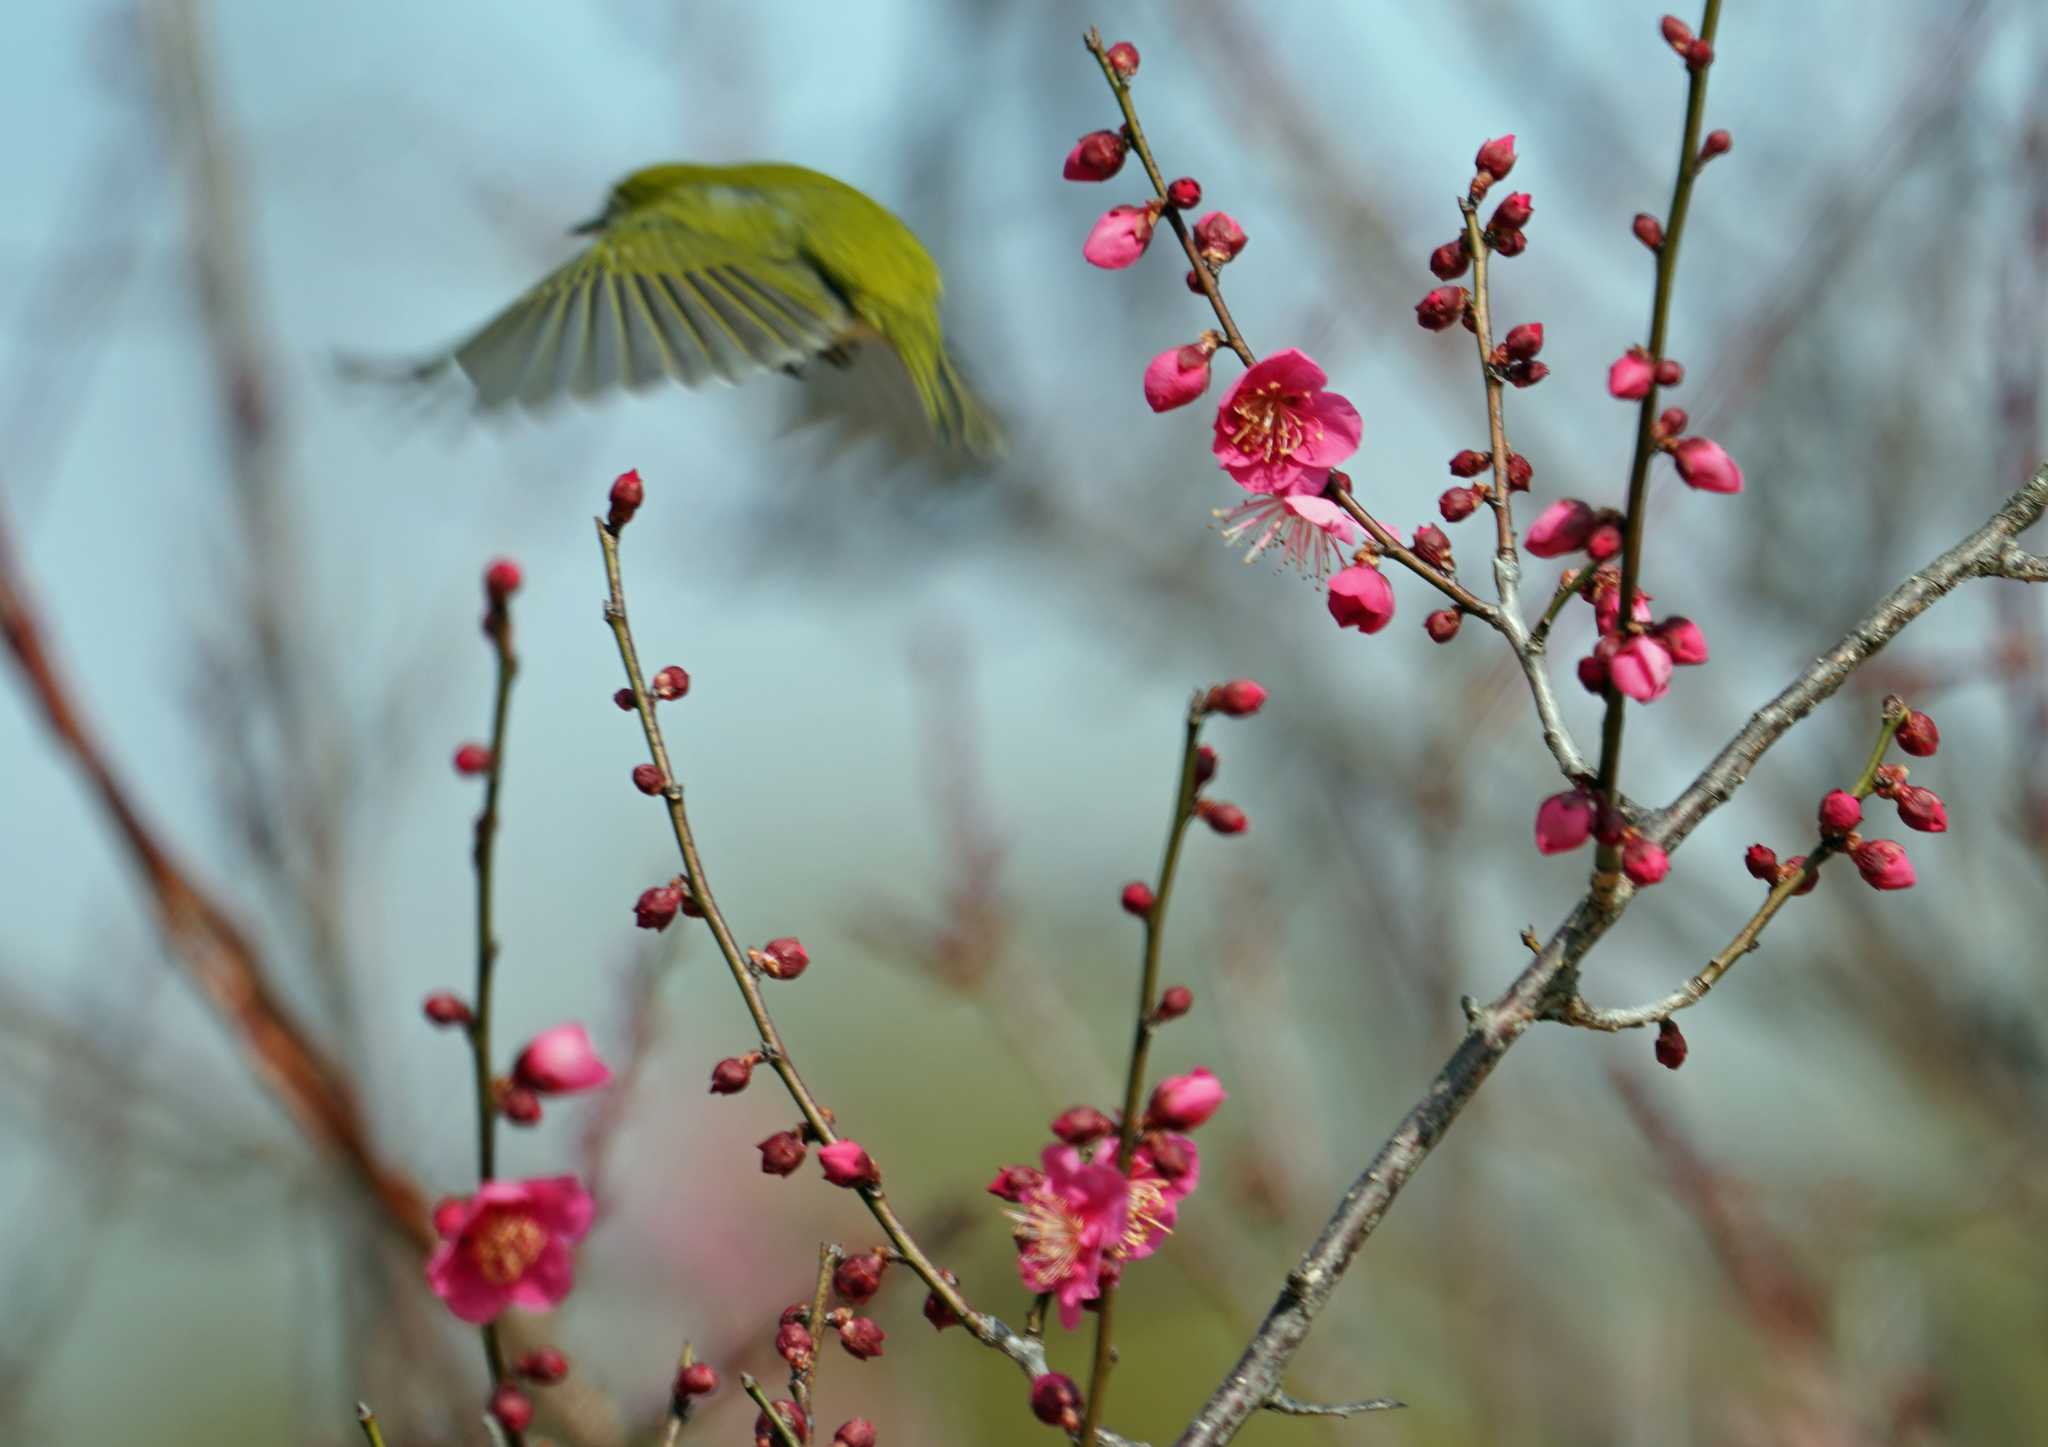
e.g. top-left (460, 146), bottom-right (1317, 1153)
top-left (1174, 463), bottom-right (2048, 1446)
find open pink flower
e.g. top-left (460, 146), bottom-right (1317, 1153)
top-left (1094, 1133), bottom-right (1200, 1263)
top-left (1143, 342), bottom-right (1215, 412)
top-left (1524, 498), bottom-right (1595, 558)
top-left (513, 1022), bottom-right (613, 1095)
top-left (1609, 635), bottom-right (1674, 702)
top-left (1009, 1145), bottom-right (1130, 1329)
top-left (1671, 436), bottom-right (1744, 493)
top-left (1084, 203), bottom-right (1161, 269)
top-left (1535, 790), bottom-right (1596, 855)
top-left (1328, 562), bottom-right (1395, 633)
top-left (1211, 350), bottom-right (1362, 495)
top-left (1214, 492), bottom-right (1357, 578)
top-left (426, 1175), bottom-right (595, 1324)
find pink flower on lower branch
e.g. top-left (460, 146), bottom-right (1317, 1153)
top-left (1094, 1133), bottom-right (1200, 1263)
top-left (513, 1022), bottom-right (613, 1094)
top-left (1009, 1145), bottom-right (1130, 1329)
top-left (1214, 492), bottom-right (1357, 578)
top-left (1211, 349), bottom-right (1362, 495)
top-left (1609, 635), bottom-right (1675, 703)
top-left (1328, 562), bottom-right (1395, 633)
top-left (426, 1175), bottom-right (595, 1323)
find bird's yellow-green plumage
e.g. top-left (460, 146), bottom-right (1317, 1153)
top-left (407, 162), bottom-right (999, 456)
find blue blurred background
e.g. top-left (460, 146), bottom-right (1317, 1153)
top-left (4, 1), bottom-right (2046, 1442)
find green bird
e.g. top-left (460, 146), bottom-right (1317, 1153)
top-left (384, 162), bottom-right (1000, 457)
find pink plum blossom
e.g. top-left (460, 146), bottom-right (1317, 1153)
top-left (1654, 616), bottom-right (1708, 665)
top-left (512, 1022), bottom-right (614, 1095)
top-left (1143, 342), bottom-right (1215, 412)
top-left (1852, 839), bottom-right (1915, 890)
top-left (1535, 790), bottom-right (1596, 855)
top-left (1524, 499), bottom-right (1595, 558)
top-left (1594, 582), bottom-right (1654, 636)
top-left (1009, 1145), bottom-right (1131, 1329)
top-left (1145, 1067), bottom-right (1226, 1131)
top-left (425, 1175), bottom-right (595, 1324)
top-left (1210, 350), bottom-right (1362, 495)
top-left (1328, 563), bottom-right (1395, 633)
top-left (1608, 350), bottom-right (1654, 399)
top-left (1083, 203), bottom-right (1161, 269)
top-left (1671, 436), bottom-right (1744, 493)
top-left (1214, 492), bottom-right (1358, 578)
top-left (1096, 1133), bottom-right (1200, 1263)
top-left (1609, 636), bottom-right (1675, 702)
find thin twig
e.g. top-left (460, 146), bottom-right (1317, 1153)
top-left (1593, 0), bottom-right (1725, 876)
top-left (464, 588), bottom-right (521, 1420)
top-left (742, 1374), bottom-right (805, 1447)
top-left (1079, 704), bottom-right (1208, 1445)
top-left (355, 1402), bottom-right (388, 1447)
top-left (1458, 201), bottom-right (1519, 562)
top-left (1263, 1390), bottom-right (1406, 1418)
top-left (794, 1241), bottom-right (841, 1417)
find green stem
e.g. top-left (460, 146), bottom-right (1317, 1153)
top-left (355, 1404), bottom-right (388, 1447)
top-left (1078, 703), bottom-right (1208, 1447)
top-left (1593, 0), bottom-right (1724, 876)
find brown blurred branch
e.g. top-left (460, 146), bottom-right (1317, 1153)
top-left (0, 520), bottom-right (430, 1250)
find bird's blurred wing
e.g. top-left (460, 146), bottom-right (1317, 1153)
top-left (431, 208), bottom-right (860, 412)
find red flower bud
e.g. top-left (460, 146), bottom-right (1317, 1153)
top-left (755, 1400), bottom-right (808, 1445)
top-left (1413, 524), bottom-right (1452, 569)
top-left (651, 665), bottom-right (690, 700)
top-left (1491, 192), bottom-right (1534, 230)
top-left (673, 1362), bottom-right (720, 1400)
top-left (1166, 176), bottom-right (1201, 209)
top-left (834, 1252), bottom-right (887, 1304)
top-left (1106, 40), bottom-right (1139, 77)
top-left (1489, 225), bottom-right (1528, 258)
top-left (1425, 608), bottom-right (1462, 644)
top-left (1780, 854), bottom-right (1822, 895)
top-left (819, 1140), bottom-right (881, 1189)
top-left (1633, 212), bottom-right (1665, 249)
top-left (1852, 839), bottom-right (1915, 891)
top-left (1447, 449), bottom-right (1490, 479)
top-left (632, 763), bottom-right (663, 795)
top-left (497, 1083), bottom-right (543, 1126)
top-left (833, 1421), bottom-right (878, 1447)
top-left (986, 1164), bottom-right (1044, 1202)
top-left (1193, 744), bottom-right (1219, 784)
top-left (1474, 134), bottom-right (1517, 179)
top-left (775, 1321), bottom-right (815, 1370)
top-left (1895, 786), bottom-right (1947, 833)
top-left (924, 1281), bottom-right (962, 1331)
top-left (710, 1055), bottom-right (755, 1094)
top-left (839, 1316), bottom-right (886, 1360)
top-left (1506, 453), bottom-right (1534, 491)
top-left (423, 991), bottom-right (472, 1027)
top-left (1699, 128), bottom-right (1731, 162)
top-left (1744, 843), bottom-right (1778, 880)
top-left (1206, 678), bottom-right (1268, 716)
top-left (1503, 322), bottom-right (1544, 360)
top-left (1586, 521), bottom-right (1623, 561)
top-left (635, 884), bottom-right (683, 931)
top-left (1660, 15), bottom-right (1693, 49)
top-left (613, 687), bottom-right (636, 711)
top-left (1031, 1373), bottom-right (1084, 1430)
top-left (1050, 1105), bottom-right (1118, 1145)
top-left (1684, 39), bottom-right (1714, 70)
top-left (1439, 486), bottom-right (1481, 523)
top-left (1653, 359), bottom-right (1684, 387)
top-left (1505, 358), bottom-right (1549, 388)
top-left (758, 1131), bottom-right (807, 1176)
top-left (1818, 789), bottom-right (1862, 836)
top-left (758, 936), bottom-right (810, 980)
top-left (1428, 239), bottom-right (1470, 280)
top-left (1063, 129), bottom-right (1128, 182)
top-left (1155, 984), bottom-right (1194, 1020)
top-left (453, 742), bottom-right (492, 776)
top-left (484, 557), bottom-right (523, 598)
top-left (1120, 880), bottom-right (1156, 916)
top-left (1895, 710), bottom-right (1939, 756)
top-left (1656, 407), bottom-right (1689, 439)
top-left (490, 1383), bottom-right (534, 1432)
top-left (608, 468), bottom-right (644, 530)
top-left (516, 1346), bottom-right (568, 1384)
top-left (1192, 211), bottom-right (1247, 263)
top-left (1415, 286), bottom-right (1468, 331)
top-left (1622, 835), bottom-right (1670, 886)
top-left (1654, 1018), bottom-right (1688, 1070)
top-left (1576, 653), bottom-right (1609, 693)
top-left (1199, 800), bottom-right (1248, 835)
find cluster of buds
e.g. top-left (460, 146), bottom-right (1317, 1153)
top-left (1533, 788), bottom-right (1671, 886)
top-left (1748, 708), bottom-right (1946, 897)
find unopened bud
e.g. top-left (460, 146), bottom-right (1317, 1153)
top-left (1106, 40), bottom-right (1139, 77)
top-left (1415, 286), bottom-right (1468, 331)
top-left (758, 1131), bottom-right (806, 1175)
top-left (833, 1421), bottom-right (878, 1447)
top-left (613, 687), bottom-right (636, 711)
top-left (634, 883), bottom-right (683, 931)
top-left (1818, 789), bottom-right (1862, 836)
top-left (1660, 15), bottom-right (1693, 50)
top-left (1031, 1373), bottom-right (1084, 1431)
top-left (1490, 225), bottom-right (1528, 258)
top-left (1654, 1018), bottom-right (1688, 1070)
top-left (1653, 358), bottom-right (1683, 387)
top-left (1491, 192), bottom-right (1534, 230)
top-left (673, 1362), bottom-right (720, 1400)
top-left (1412, 523), bottom-right (1452, 569)
top-left (490, 1384), bottom-right (534, 1432)
top-left (838, 1316), bottom-right (886, 1360)
top-left (1895, 786), bottom-right (1947, 833)
top-left (1506, 453), bottom-right (1533, 491)
top-left (834, 1252), bottom-right (887, 1304)
top-left (453, 742), bottom-right (492, 776)
top-left (1155, 984), bottom-right (1194, 1020)
top-left (497, 1082), bottom-right (543, 1126)
top-left (484, 558), bottom-right (523, 599)
top-left (1165, 176), bottom-right (1201, 209)
top-left (1503, 322), bottom-right (1544, 361)
top-left (1895, 710), bottom-right (1939, 756)
top-left (1199, 800), bottom-right (1248, 835)
top-left (1685, 39), bottom-right (1714, 70)
top-left (710, 1055), bottom-right (756, 1094)
top-left (1632, 213), bottom-right (1665, 249)
top-left (651, 665), bottom-right (690, 700)
top-left (516, 1346), bottom-right (569, 1384)
top-left (775, 1321), bottom-right (814, 1370)
top-left (1743, 843), bottom-right (1778, 880)
top-left (1780, 854), bottom-right (1821, 895)
top-left (608, 468), bottom-right (644, 530)
top-left (1120, 880), bottom-right (1156, 916)
top-left (1206, 678), bottom-right (1268, 717)
top-left (1853, 838), bottom-right (1915, 891)
top-left (1193, 744), bottom-right (1219, 784)
top-left (1051, 1105), bottom-right (1118, 1145)
top-left (632, 763), bottom-right (663, 795)
top-left (1428, 238), bottom-right (1470, 280)
top-left (1699, 128), bottom-right (1731, 162)
top-left (1474, 134), bottom-right (1517, 179)
top-left (423, 991), bottom-right (472, 1027)
top-left (1425, 608), bottom-right (1462, 644)
top-left (1440, 486), bottom-right (1481, 522)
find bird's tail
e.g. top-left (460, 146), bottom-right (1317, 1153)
top-left (911, 345), bottom-right (1004, 461)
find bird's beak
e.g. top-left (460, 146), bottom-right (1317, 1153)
top-left (569, 214), bottom-right (607, 235)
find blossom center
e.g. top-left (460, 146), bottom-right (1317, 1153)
top-left (1119, 1180), bottom-right (1172, 1258)
top-left (1009, 1192), bottom-right (1088, 1287)
top-left (469, 1209), bottom-right (546, 1285)
top-left (1229, 382), bottom-right (1320, 463)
